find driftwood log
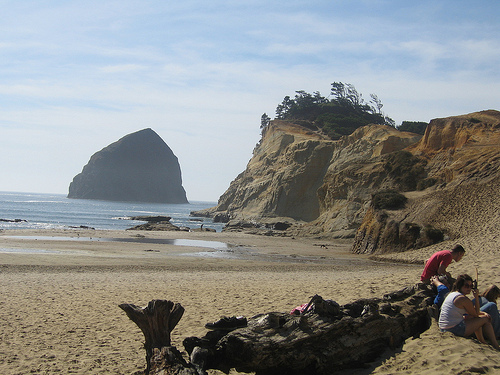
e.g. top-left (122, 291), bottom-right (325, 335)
top-left (120, 284), bottom-right (436, 375)
top-left (119, 300), bottom-right (198, 375)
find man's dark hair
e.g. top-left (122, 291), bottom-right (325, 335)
top-left (451, 244), bottom-right (465, 253)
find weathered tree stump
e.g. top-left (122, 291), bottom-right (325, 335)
top-left (121, 284), bottom-right (435, 375)
top-left (119, 299), bottom-right (197, 375)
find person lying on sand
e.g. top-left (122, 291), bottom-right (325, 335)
top-left (438, 274), bottom-right (499, 349)
top-left (421, 244), bottom-right (465, 283)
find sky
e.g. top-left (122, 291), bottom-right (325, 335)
top-left (1, 0), bottom-right (499, 202)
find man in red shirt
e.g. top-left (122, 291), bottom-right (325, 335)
top-left (421, 244), bottom-right (465, 283)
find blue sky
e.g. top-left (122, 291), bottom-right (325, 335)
top-left (1, 0), bottom-right (499, 202)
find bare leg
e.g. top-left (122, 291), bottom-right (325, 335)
top-left (482, 322), bottom-right (500, 349)
top-left (465, 317), bottom-right (499, 349)
top-left (465, 317), bottom-right (488, 344)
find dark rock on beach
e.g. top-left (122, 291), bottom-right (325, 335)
top-left (127, 222), bottom-right (188, 231)
top-left (125, 215), bottom-right (190, 231)
top-left (0, 218), bottom-right (27, 223)
top-left (128, 215), bottom-right (172, 223)
top-left (67, 128), bottom-right (188, 203)
top-left (69, 225), bottom-right (96, 230)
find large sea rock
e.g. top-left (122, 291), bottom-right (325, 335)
top-left (68, 128), bottom-right (188, 203)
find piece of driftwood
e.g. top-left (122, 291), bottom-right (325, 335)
top-left (119, 299), bottom-right (198, 375)
top-left (121, 284), bottom-right (435, 375)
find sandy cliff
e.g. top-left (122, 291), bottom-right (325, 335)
top-left (195, 110), bottom-right (500, 254)
top-left (353, 110), bottom-right (500, 254)
top-left (196, 120), bottom-right (420, 236)
top-left (409, 109), bottom-right (500, 186)
top-left (214, 121), bottom-right (334, 222)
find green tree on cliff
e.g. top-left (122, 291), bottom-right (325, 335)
top-left (275, 91), bottom-right (328, 120)
top-left (397, 121), bottom-right (428, 135)
top-left (273, 82), bottom-right (395, 139)
top-left (260, 113), bottom-right (271, 129)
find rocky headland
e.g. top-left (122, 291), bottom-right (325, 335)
top-left (68, 128), bottom-right (188, 203)
top-left (193, 110), bottom-right (500, 255)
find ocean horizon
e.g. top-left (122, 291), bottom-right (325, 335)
top-left (0, 191), bottom-right (223, 232)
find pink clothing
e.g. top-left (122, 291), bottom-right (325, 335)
top-left (421, 249), bottom-right (453, 281)
top-left (290, 303), bottom-right (312, 315)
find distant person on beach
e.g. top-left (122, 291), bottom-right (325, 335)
top-left (421, 244), bottom-right (465, 283)
top-left (438, 274), bottom-right (499, 349)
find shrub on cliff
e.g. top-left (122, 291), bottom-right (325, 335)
top-left (416, 178), bottom-right (437, 191)
top-left (371, 190), bottom-right (407, 210)
top-left (383, 151), bottom-right (428, 191)
top-left (423, 225), bottom-right (444, 243)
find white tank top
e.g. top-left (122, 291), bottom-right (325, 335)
top-left (439, 291), bottom-right (467, 329)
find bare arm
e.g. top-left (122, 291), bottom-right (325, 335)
top-left (454, 295), bottom-right (479, 317)
top-left (472, 290), bottom-right (491, 319)
top-left (437, 262), bottom-right (449, 275)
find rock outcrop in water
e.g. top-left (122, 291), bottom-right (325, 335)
top-left (68, 128), bottom-right (188, 203)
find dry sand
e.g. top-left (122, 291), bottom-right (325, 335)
top-left (0, 228), bottom-right (499, 374)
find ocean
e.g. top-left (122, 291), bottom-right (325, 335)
top-left (0, 191), bottom-right (224, 232)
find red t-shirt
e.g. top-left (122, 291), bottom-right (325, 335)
top-left (421, 250), bottom-right (453, 281)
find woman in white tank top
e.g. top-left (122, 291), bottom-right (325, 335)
top-left (438, 274), bottom-right (499, 349)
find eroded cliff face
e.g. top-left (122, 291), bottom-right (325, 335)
top-left (408, 110), bottom-right (500, 186)
top-left (305, 125), bottom-right (422, 237)
top-left (214, 122), bottom-right (337, 223)
top-left (352, 110), bottom-right (500, 254)
top-left (197, 110), bottom-right (500, 253)
top-left (197, 120), bottom-right (421, 237)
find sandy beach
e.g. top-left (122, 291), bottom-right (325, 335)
top-left (1, 228), bottom-right (499, 374)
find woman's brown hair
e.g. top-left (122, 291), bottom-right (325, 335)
top-left (452, 274), bottom-right (473, 292)
top-left (482, 285), bottom-right (500, 302)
